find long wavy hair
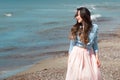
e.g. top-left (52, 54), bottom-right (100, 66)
top-left (70, 7), bottom-right (92, 45)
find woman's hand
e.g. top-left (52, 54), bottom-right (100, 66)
top-left (96, 54), bottom-right (101, 68)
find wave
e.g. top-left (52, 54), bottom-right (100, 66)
top-left (91, 14), bottom-right (112, 22)
top-left (42, 21), bottom-right (59, 25)
top-left (4, 13), bottom-right (12, 17)
top-left (91, 14), bottom-right (102, 20)
top-left (0, 47), bottom-right (18, 53)
top-left (0, 65), bottom-right (32, 79)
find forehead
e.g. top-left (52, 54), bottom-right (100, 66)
top-left (77, 10), bottom-right (80, 15)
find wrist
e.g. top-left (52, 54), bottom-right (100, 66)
top-left (95, 53), bottom-right (99, 58)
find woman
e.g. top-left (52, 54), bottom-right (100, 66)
top-left (65, 7), bottom-right (101, 80)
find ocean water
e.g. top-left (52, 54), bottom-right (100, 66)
top-left (0, 0), bottom-right (120, 79)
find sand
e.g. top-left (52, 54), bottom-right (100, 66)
top-left (4, 30), bottom-right (120, 80)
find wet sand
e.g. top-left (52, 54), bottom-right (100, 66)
top-left (5, 29), bottom-right (120, 80)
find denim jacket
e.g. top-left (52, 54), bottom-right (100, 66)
top-left (69, 24), bottom-right (99, 54)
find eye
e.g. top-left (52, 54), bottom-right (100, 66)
top-left (75, 14), bottom-right (78, 17)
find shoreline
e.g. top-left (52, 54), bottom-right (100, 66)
top-left (5, 29), bottom-right (120, 80)
top-left (0, 50), bottom-right (68, 80)
top-left (5, 54), bottom-right (68, 80)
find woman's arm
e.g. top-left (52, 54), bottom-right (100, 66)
top-left (91, 24), bottom-right (99, 54)
top-left (68, 39), bottom-right (76, 54)
top-left (92, 24), bottom-right (101, 67)
top-left (92, 36), bottom-right (99, 54)
top-left (93, 36), bottom-right (101, 67)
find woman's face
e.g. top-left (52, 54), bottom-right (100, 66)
top-left (75, 11), bottom-right (83, 23)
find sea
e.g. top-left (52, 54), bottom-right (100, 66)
top-left (0, 0), bottom-right (120, 79)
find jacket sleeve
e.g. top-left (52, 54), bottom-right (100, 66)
top-left (92, 25), bottom-right (99, 53)
top-left (92, 35), bottom-right (98, 53)
top-left (68, 40), bottom-right (76, 54)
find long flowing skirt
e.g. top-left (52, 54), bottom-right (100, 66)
top-left (65, 46), bottom-right (101, 80)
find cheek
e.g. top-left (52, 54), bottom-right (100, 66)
top-left (76, 16), bottom-right (80, 20)
top-left (78, 16), bottom-right (82, 20)
top-left (77, 16), bottom-right (82, 22)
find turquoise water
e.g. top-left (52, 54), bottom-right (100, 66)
top-left (0, 0), bottom-right (120, 79)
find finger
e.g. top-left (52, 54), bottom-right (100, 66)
top-left (97, 60), bottom-right (100, 67)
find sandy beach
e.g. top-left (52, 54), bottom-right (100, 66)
top-left (4, 29), bottom-right (120, 80)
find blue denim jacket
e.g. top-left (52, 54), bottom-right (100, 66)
top-left (69, 24), bottom-right (99, 54)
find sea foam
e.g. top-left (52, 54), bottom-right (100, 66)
top-left (4, 13), bottom-right (12, 17)
top-left (91, 14), bottom-right (102, 20)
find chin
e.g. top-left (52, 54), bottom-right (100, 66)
top-left (78, 21), bottom-right (81, 23)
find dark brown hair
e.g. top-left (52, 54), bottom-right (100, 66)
top-left (70, 7), bottom-right (92, 45)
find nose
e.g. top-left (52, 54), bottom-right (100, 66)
top-left (75, 16), bottom-right (79, 20)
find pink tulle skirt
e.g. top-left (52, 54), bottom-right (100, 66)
top-left (65, 46), bottom-right (101, 80)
